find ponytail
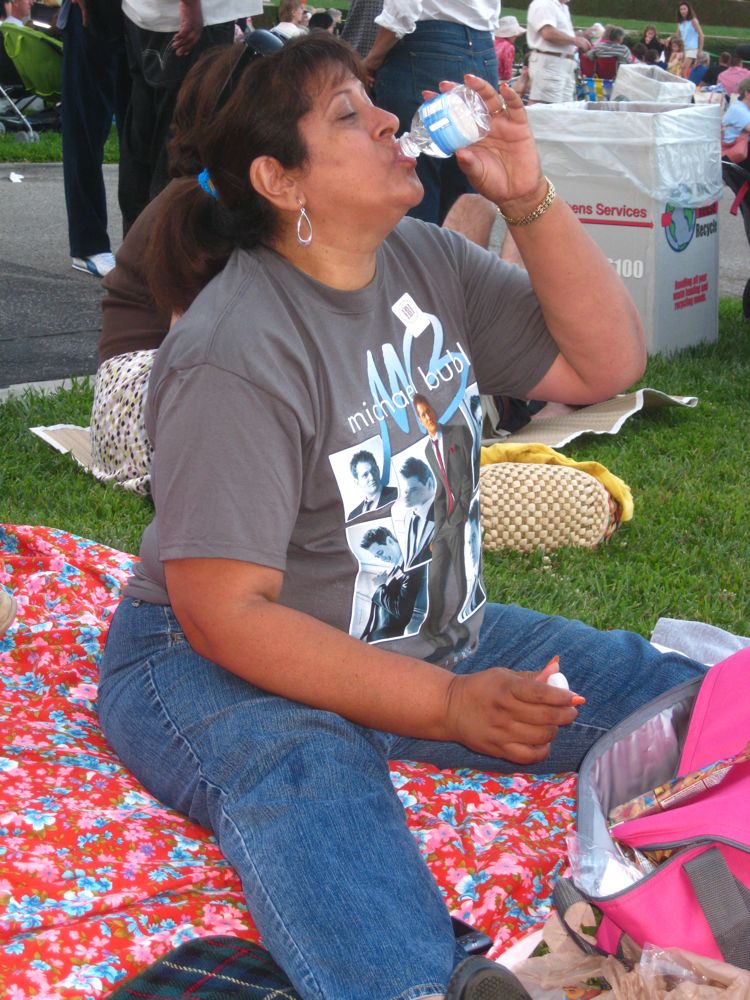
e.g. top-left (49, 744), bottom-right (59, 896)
top-left (146, 178), bottom-right (235, 317)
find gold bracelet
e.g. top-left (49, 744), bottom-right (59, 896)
top-left (497, 177), bottom-right (556, 227)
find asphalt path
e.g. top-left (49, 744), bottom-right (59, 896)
top-left (1, 161), bottom-right (748, 393)
top-left (1, 162), bottom-right (122, 390)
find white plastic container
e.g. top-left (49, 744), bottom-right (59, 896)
top-left (527, 101), bottom-right (723, 355)
top-left (611, 64), bottom-right (696, 104)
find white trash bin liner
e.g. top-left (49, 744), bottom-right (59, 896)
top-left (611, 64), bottom-right (696, 104)
top-left (528, 101), bottom-right (723, 355)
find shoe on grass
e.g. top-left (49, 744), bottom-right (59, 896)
top-left (0, 591), bottom-right (17, 635)
top-left (445, 956), bottom-right (532, 1000)
top-left (71, 252), bottom-right (116, 277)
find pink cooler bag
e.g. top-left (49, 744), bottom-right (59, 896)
top-left (555, 648), bottom-right (750, 969)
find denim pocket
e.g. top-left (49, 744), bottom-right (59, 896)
top-left (409, 52), bottom-right (465, 99)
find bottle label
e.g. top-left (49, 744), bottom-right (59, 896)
top-left (419, 93), bottom-right (475, 156)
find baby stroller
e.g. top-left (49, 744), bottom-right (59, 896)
top-left (0, 22), bottom-right (62, 141)
top-left (722, 158), bottom-right (750, 319)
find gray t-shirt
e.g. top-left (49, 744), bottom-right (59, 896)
top-left (126, 218), bottom-right (557, 663)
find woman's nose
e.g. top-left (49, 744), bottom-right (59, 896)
top-left (371, 105), bottom-right (399, 139)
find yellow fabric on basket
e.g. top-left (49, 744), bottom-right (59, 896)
top-left (480, 442), bottom-right (633, 522)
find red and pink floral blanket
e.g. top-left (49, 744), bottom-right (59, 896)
top-left (0, 525), bottom-right (576, 998)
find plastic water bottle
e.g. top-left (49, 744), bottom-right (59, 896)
top-left (398, 85), bottom-right (491, 159)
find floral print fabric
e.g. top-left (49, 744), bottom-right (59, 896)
top-left (0, 525), bottom-right (576, 998)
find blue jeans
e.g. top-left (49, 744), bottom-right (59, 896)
top-left (373, 21), bottom-right (499, 225)
top-left (98, 599), bottom-right (705, 999)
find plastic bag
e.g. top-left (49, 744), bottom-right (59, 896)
top-left (566, 830), bottom-right (643, 898)
top-left (611, 64), bottom-right (696, 105)
top-left (527, 101), bottom-right (723, 206)
top-left (513, 909), bottom-right (750, 998)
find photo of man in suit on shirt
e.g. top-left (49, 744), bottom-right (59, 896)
top-left (347, 449), bottom-right (398, 520)
top-left (413, 394), bottom-right (474, 660)
top-left (460, 498), bottom-right (486, 622)
top-left (391, 456), bottom-right (436, 569)
top-left (358, 526), bottom-right (427, 643)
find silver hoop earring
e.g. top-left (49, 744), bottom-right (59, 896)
top-left (296, 203), bottom-right (313, 247)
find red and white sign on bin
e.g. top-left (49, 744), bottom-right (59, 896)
top-left (527, 101), bottom-right (723, 356)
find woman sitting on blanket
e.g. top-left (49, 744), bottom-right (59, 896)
top-left (98, 34), bottom-right (707, 1000)
top-left (89, 33), bottom-right (502, 496)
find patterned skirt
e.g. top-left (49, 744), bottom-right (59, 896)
top-left (89, 349), bottom-right (156, 495)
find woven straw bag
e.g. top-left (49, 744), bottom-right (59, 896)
top-left (479, 462), bottom-right (620, 553)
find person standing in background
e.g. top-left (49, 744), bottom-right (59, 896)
top-left (493, 15), bottom-right (525, 84)
top-left (676, 2), bottom-right (703, 76)
top-left (60, 0), bottom-right (130, 278)
top-left (363, 0), bottom-right (500, 224)
top-left (340, 0), bottom-right (381, 57)
top-left (118, 0), bottom-right (261, 235)
top-left (525, 0), bottom-right (591, 105)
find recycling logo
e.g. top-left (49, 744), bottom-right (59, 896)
top-left (662, 204), bottom-right (696, 253)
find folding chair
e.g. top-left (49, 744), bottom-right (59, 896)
top-left (579, 53), bottom-right (596, 77)
top-left (578, 53), bottom-right (598, 101)
top-left (594, 55), bottom-right (618, 99)
top-left (0, 22), bottom-right (62, 140)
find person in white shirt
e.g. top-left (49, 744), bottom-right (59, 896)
top-left (271, 0), bottom-right (308, 40)
top-left (525, 0), bottom-right (591, 104)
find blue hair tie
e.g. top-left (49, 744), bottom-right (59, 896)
top-left (198, 168), bottom-right (218, 200)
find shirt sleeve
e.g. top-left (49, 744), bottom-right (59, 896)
top-left (149, 363), bottom-right (304, 571)
top-left (374, 0), bottom-right (424, 37)
top-left (527, 0), bottom-right (556, 33)
top-left (447, 231), bottom-right (559, 398)
top-left (498, 44), bottom-right (515, 81)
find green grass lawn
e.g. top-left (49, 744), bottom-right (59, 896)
top-left (2, 299), bottom-right (748, 639)
top-left (0, 123), bottom-right (118, 164)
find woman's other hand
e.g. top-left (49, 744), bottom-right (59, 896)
top-left (443, 665), bottom-right (580, 764)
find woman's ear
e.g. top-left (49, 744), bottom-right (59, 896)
top-left (249, 156), bottom-right (301, 212)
